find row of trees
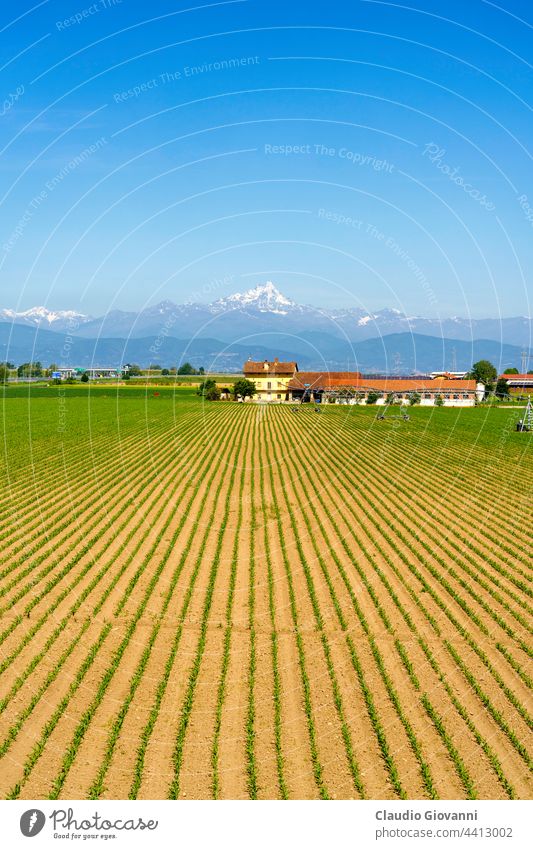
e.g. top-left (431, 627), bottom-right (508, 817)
top-left (0, 361), bottom-right (44, 382)
top-left (147, 363), bottom-right (205, 375)
top-left (124, 363), bottom-right (205, 378)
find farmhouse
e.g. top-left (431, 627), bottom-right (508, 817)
top-left (242, 360), bottom-right (483, 405)
top-left (498, 374), bottom-right (533, 395)
top-left (288, 372), bottom-right (482, 406)
top-left (243, 358), bottom-right (298, 401)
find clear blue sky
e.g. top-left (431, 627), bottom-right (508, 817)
top-left (1, 0), bottom-right (532, 319)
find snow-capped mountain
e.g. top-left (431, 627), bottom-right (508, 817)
top-left (2, 284), bottom-right (532, 350)
top-left (0, 306), bottom-right (92, 330)
top-left (210, 281), bottom-right (298, 314)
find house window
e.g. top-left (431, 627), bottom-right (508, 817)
top-left (277, 394), bottom-right (281, 399)
top-left (267, 381), bottom-right (272, 389)
top-left (424, 393), bottom-right (431, 399)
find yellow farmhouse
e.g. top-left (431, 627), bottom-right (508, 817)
top-left (243, 358), bottom-right (298, 401)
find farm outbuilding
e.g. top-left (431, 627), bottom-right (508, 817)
top-left (56, 366), bottom-right (121, 380)
top-left (498, 374), bottom-right (533, 395)
top-left (242, 361), bottom-right (483, 406)
top-left (288, 373), bottom-right (482, 406)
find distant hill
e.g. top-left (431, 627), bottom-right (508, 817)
top-left (0, 323), bottom-right (306, 372)
top-left (348, 334), bottom-right (529, 374)
top-left (0, 323), bottom-right (529, 374)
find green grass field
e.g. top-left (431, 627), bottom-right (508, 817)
top-left (0, 386), bottom-right (531, 800)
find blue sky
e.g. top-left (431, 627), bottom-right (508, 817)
top-left (1, 0), bottom-right (532, 318)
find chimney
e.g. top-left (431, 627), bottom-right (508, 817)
top-left (263, 360), bottom-right (269, 371)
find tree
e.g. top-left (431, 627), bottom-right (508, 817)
top-left (197, 378), bottom-right (220, 400)
top-left (467, 359), bottom-right (497, 399)
top-left (197, 378), bottom-right (217, 396)
top-left (409, 392), bottom-right (421, 406)
top-left (366, 391), bottom-right (381, 405)
top-left (177, 362), bottom-right (196, 375)
top-left (205, 384), bottom-right (221, 401)
top-left (17, 361), bottom-right (42, 378)
top-left (161, 368), bottom-right (170, 376)
top-left (232, 378), bottom-right (256, 400)
top-left (0, 364), bottom-right (9, 384)
top-left (469, 359), bottom-right (497, 385)
top-left (435, 394), bottom-right (444, 407)
top-left (386, 392), bottom-right (396, 405)
top-left (80, 372), bottom-right (89, 383)
top-left (503, 367), bottom-right (519, 374)
top-left (124, 363), bottom-right (141, 376)
top-left (198, 366), bottom-right (205, 375)
top-left (495, 378), bottom-right (509, 398)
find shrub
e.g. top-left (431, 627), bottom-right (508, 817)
top-left (233, 378), bottom-right (256, 400)
top-left (495, 378), bottom-right (509, 398)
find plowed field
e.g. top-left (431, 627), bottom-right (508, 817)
top-left (0, 386), bottom-right (531, 799)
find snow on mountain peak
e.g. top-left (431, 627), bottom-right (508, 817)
top-left (0, 306), bottom-right (91, 326)
top-left (211, 281), bottom-right (297, 314)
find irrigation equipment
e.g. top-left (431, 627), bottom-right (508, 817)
top-left (516, 397), bottom-right (532, 432)
top-left (376, 406), bottom-right (410, 422)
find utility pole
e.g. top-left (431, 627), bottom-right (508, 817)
top-left (451, 346), bottom-right (457, 373)
top-left (393, 351), bottom-right (402, 375)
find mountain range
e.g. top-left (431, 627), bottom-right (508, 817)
top-left (2, 282), bottom-right (531, 372)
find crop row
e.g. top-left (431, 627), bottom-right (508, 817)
top-left (273, 407), bottom-right (527, 797)
top-left (0, 405), bottom-right (238, 794)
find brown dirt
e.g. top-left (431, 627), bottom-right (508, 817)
top-left (2, 403), bottom-right (531, 801)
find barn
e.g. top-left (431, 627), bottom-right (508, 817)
top-left (498, 374), bottom-right (533, 395)
top-left (288, 372), bottom-right (482, 406)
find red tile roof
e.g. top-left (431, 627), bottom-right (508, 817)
top-left (243, 359), bottom-right (297, 375)
top-left (498, 374), bottom-right (533, 383)
top-left (289, 371), bottom-right (361, 389)
top-left (288, 372), bottom-right (476, 391)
